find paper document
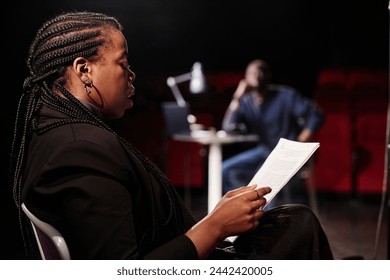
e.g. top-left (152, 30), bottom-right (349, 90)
top-left (226, 137), bottom-right (319, 243)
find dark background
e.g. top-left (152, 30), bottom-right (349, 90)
top-left (1, 0), bottom-right (388, 259)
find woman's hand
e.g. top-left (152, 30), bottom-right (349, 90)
top-left (185, 185), bottom-right (271, 259)
top-left (208, 185), bottom-right (271, 237)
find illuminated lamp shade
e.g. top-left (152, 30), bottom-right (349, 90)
top-left (166, 62), bottom-right (207, 107)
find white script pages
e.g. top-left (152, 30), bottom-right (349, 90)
top-left (226, 138), bottom-right (319, 243)
top-left (251, 138), bottom-right (319, 209)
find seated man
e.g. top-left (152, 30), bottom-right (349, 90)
top-left (221, 59), bottom-right (324, 208)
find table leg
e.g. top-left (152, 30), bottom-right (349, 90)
top-left (208, 142), bottom-right (222, 213)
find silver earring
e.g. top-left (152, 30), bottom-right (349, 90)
top-left (84, 81), bottom-right (93, 95)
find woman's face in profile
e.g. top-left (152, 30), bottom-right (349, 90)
top-left (88, 29), bottom-right (136, 119)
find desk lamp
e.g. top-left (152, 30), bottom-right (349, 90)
top-left (166, 62), bottom-right (207, 107)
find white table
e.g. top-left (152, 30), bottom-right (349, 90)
top-left (172, 130), bottom-right (259, 213)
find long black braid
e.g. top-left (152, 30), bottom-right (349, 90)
top-left (10, 11), bottom-right (185, 258)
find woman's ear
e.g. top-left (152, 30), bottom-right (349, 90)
top-left (73, 57), bottom-right (90, 81)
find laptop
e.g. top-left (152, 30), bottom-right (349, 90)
top-left (161, 102), bottom-right (212, 138)
top-left (161, 102), bottom-right (192, 136)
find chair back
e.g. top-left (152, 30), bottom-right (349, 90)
top-left (21, 203), bottom-right (71, 260)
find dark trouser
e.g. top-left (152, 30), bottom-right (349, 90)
top-left (210, 204), bottom-right (334, 260)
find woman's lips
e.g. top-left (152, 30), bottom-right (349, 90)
top-left (127, 88), bottom-right (135, 99)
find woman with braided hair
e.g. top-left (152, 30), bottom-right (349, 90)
top-left (10, 11), bottom-right (333, 260)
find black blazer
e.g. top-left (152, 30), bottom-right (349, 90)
top-left (23, 106), bottom-right (199, 259)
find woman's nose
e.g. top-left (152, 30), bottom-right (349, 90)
top-left (126, 66), bottom-right (136, 81)
top-left (129, 71), bottom-right (136, 82)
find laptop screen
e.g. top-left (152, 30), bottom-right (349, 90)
top-left (161, 102), bottom-right (191, 135)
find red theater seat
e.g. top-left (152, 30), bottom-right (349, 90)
top-left (165, 139), bottom-right (207, 188)
top-left (314, 68), bottom-right (354, 193)
top-left (314, 113), bottom-right (354, 193)
top-left (314, 67), bottom-right (388, 195)
top-left (355, 113), bottom-right (387, 194)
top-left (348, 69), bottom-right (389, 194)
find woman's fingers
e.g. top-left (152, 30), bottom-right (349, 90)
top-left (225, 186), bottom-right (271, 209)
top-left (209, 185), bottom-right (271, 237)
top-left (254, 186), bottom-right (272, 197)
top-left (251, 196), bottom-right (267, 209)
top-left (225, 184), bottom-right (256, 197)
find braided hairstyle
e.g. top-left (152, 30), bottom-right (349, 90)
top-left (10, 11), bottom-right (185, 257)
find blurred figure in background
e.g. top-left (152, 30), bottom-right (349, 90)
top-left (222, 59), bottom-right (324, 208)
